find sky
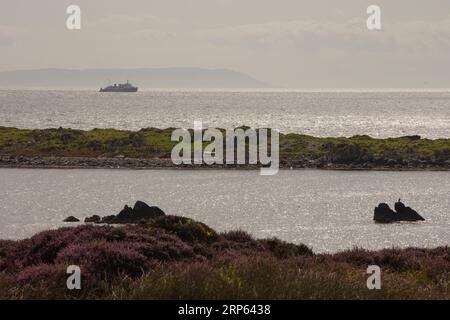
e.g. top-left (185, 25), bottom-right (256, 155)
top-left (0, 0), bottom-right (450, 88)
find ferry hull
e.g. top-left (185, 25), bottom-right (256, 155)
top-left (99, 87), bottom-right (138, 92)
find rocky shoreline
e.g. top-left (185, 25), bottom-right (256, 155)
top-left (1, 154), bottom-right (450, 171)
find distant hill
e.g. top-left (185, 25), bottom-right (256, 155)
top-left (0, 68), bottom-right (267, 89)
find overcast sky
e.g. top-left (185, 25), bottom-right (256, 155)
top-left (1, 0), bottom-right (450, 88)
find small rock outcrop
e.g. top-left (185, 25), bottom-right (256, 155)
top-left (116, 201), bottom-right (165, 221)
top-left (96, 201), bottom-right (165, 224)
top-left (400, 135), bottom-right (421, 141)
top-left (84, 215), bottom-right (101, 223)
top-left (63, 216), bottom-right (80, 222)
top-left (374, 199), bottom-right (425, 223)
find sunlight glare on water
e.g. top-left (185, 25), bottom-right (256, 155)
top-left (0, 169), bottom-right (448, 253)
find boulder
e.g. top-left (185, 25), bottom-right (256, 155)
top-left (400, 135), bottom-right (421, 141)
top-left (394, 200), bottom-right (425, 222)
top-left (374, 200), bottom-right (425, 223)
top-left (116, 205), bottom-right (134, 220)
top-left (373, 203), bottom-right (396, 223)
top-left (133, 201), bottom-right (165, 219)
top-left (84, 215), bottom-right (101, 223)
top-left (100, 215), bottom-right (117, 224)
top-left (394, 200), bottom-right (405, 213)
top-left (63, 216), bottom-right (80, 222)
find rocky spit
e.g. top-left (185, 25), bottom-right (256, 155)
top-left (1, 155), bottom-right (450, 170)
top-left (65, 200), bottom-right (166, 224)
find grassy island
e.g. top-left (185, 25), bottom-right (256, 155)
top-left (1, 126), bottom-right (450, 169)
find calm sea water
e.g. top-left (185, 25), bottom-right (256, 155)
top-left (0, 168), bottom-right (448, 253)
top-left (1, 90), bottom-right (449, 252)
top-left (1, 90), bottom-right (450, 138)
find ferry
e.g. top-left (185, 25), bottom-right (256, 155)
top-left (100, 81), bottom-right (138, 92)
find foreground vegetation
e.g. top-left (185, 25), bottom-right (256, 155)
top-left (1, 126), bottom-right (450, 168)
top-left (0, 216), bottom-right (449, 299)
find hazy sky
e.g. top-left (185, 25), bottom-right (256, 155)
top-left (1, 0), bottom-right (450, 88)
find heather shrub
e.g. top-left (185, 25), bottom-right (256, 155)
top-left (377, 248), bottom-right (421, 271)
top-left (332, 247), bottom-right (448, 273)
top-left (212, 236), bottom-right (313, 260)
top-left (332, 248), bottom-right (377, 267)
top-left (149, 215), bottom-right (221, 244)
top-left (104, 228), bottom-right (128, 242)
top-left (135, 235), bottom-right (197, 261)
top-left (124, 227), bottom-right (199, 261)
top-left (16, 263), bottom-right (66, 285)
top-left (335, 248), bottom-right (422, 271)
top-left (4, 225), bottom-right (117, 270)
top-left (114, 225), bottom-right (158, 243)
top-left (222, 230), bottom-right (254, 243)
top-left (0, 224), bottom-right (201, 273)
top-left (191, 242), bottom-right (214, 260)
top-left (422, 256), bottom-right (450, 280)
top-left (212, 230), bottom-right (267, 254)
top-left (0, 272), bottom-right (15, 299)
top-left (0, 240), bottom-right (15, 256)
top-left (429, 246), bottom-right (450, 260)
top-left (260, 237), bottom-right (314, 258)
top-left (0, 240), bottom-right (16, 270)
top-left (12, 263), bottom-right (74, 299)
top-left (55, 241), bottom-right (152, 281)
top-left (212, 240), bottom-right (263, 256)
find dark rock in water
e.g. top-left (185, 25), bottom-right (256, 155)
top-left (84, 215), bottom-right (101, 223)
top-left (374, 200), bottom-right (425, 223)
top-left (374, 203), bottom-right (396, 223)
top-left (133, 200), bottom-right (165, 219)
top-left (393, 199), bottom-right (425, 222)
top-left (116, 205), bottom-right (134, 220)
top-left (394, 200), bottom-right (405, 213)
top-left (96, 201), bottom-right (166, 224)
top-left (63, 216), bottom-right (80, 222)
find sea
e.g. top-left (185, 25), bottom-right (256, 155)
top-left (0, 89), bottom-right (449, 252)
